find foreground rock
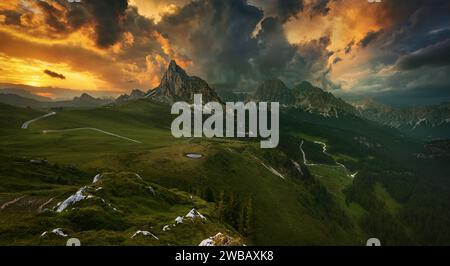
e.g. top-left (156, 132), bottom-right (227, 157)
top-left (199, 232), bottom-right (244, 246)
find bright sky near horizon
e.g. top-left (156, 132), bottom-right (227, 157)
top-left (0, 0), bottom-right (449, 104)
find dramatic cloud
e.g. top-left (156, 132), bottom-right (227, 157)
top-left (249, 0), bottom-right (304, 23)
top-left (85, 0), bottom-right (129, 48)
top-left (13, 0), bottom-right (130, 47)
top-left (0, 0), bottom-right (171, 90)
top-left (344, 40), bottom-right (354, 54)
top-left (44, 69), bottom-right (66, 79)
top-left (358, 30), bottom-right (384, 48)
top-left (310, 0), bottom-right (332, 17)
top-left (36, 1), bottom-right (68, 33)
top-left (252, 17), bottom-right (297, 81)
top-left (272, 0), bottom-right (304, 23)
top-left (0, 0), bottom-right (449, 105)
top-left (0, 10), bottom-right (21, 25)
top-left (333, 57), bottom-right (342, 64)
top-left (290, 36), bottom-right (335, 89)
top-left (158, 0), bottom-right (264, 87)
top-left (396, 39), bottom-right (450, 70)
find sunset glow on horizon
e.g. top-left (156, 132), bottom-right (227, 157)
top-left (0, 0), bottom-right (449, 104)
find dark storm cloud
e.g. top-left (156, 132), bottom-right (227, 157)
top-left (158, 0), bottom-right (264, 86)
top-left (65, 2), bottom-right (89, 30)
top-left (358, 30), bottom-right (384, 48)
top-left (84, 0), bottom-right (129, 48)
top-left (0, 10), bottom-right (22, 25)
top-left (344, 40), bottom-right (354, 54)
top-left (330, 0), bottom-right (450, 105)
top-left (310, 0), bottom-right (332, 17)
top-left (366, 79), bottom-right (450, 106)
top-left (157, 0), bottom-right (335, 90)
top-left (286, 36), bottom-right (334, 89)
top-left (36, 1), bottom-right (67, 33)
top-left (270, 0), bottom-right (304, 23)
top-left (396, 39), bottom-right (450, 70)
top-left (370, 0), bottom-right (450, 53)
top-left (118, 6), bottom-right (166, 73)
top-left (252, 17), bottom-right (297, 80)
top-left (44, 69), bottom-right (66, 79)
top-left (333, 57), bottom-right (342, 64)
top-left (27, 0), bottom-right (129, 48)
top-left (249, 0), bottom-right (304, 23)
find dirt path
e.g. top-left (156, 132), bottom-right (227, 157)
top-left (300, 140), bottom-right (317, 166)
top-left (21, 112), bottom-right (56, 129)
top-left (1, 196), bottom-right (25, 210)
top-left (42, 128), bottom-right (142, 144)
top-left (250, 155), bottom-right (285, 180)
top-left (300, 140), bottom-right (358, 178)
top-left (37, 197), bottom-right (54, 213)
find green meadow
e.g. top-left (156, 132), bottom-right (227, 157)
top-left (1, 100), bottom-right (450, 245)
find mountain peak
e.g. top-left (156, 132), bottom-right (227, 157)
top-left (298, 81), bottom-right (314, 89)
top-left (168, 59), bottom-right (178, 69)
top-left (293, 81), bottom-right (324, 96)
top-left (76, 93), bottom-right (95, 100)
top-left (292, 82), bottom-right (358, 117)
top-left (250, 79), bottom-right (294, 105)
top-left (167, 60), bottom-right (187, 77)
top-left (263, 79), bottom-right (288, 88)
top-left (130, 89), bottom-right (145, 98)
top-left (146, 60), bottom-right (221, 104)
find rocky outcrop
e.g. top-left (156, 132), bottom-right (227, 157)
top-left (292, 81), bottom-right (358, 117)
top-left (146, 60), bottom-right (222, 104)
top-left (116, 89), bottom-right (145, 103)
top-left (249, 79), bottom-right (294, 105)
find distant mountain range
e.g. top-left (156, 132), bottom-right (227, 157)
top-left (352, 97), bottom-right (450, 139)
top-left (352, 97), bottom-right (450, 128)
top-left (0, 92), bottom-right (113, 108)
top-left (291, 81), bottom-right (359, 117)
top-left (249, 79), bottom-right (294, 105)
top-left (0, 87), bottom-right (53, 102)
top-left (1, 60), bottom-right (449, 140)
top-left (116, 89), bottom-right (146, 103)
top-left (0, 83), bottom-right (118, 100)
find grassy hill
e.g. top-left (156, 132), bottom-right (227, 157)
top-left (1, 101), bottom-right (450, 245)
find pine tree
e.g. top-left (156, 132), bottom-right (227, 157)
top-left (216, 191), bottom-right (226, 219)
top-left (238, 203), bottom-right (247, 234)
top-left (227, 193), bottom-right (237, 226)
top-left (245, 197), bottom-right (254, 238)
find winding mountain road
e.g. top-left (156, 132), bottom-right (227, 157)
top-left (42, 128), bottom-right (142, 144)
top-left (300, 140), bottom-right (358, 178)
top-left (21, 112), bottom-right (56, 129)
top-left (21, 112), bottom-right (142, 144)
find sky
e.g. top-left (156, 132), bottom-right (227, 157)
top-left (0, 0), bottom-right (449, 105)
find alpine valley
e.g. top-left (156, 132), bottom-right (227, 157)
top-left (1, 61), bottom-right (450, 246)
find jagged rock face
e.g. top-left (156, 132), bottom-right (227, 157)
top-left (292, 81), bottom-right (358, 117)
top-left (74, 93), bottom-right (96, 102)
top-left (116, 89), bottom-right (145, 103)
top-left (129, 89), bottom-right (145, 99)
top-left (354, 98), bottom-right (450, 129)
top-left (352, 97), bottom-right (392, 113)
top-left (72, 93), bottom-right (111, 106)
top-left (250, 79), bottom-right (294, 105)
top-left (147, 60), bottom-right (222, 104)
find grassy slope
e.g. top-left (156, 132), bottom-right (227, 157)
top-left (1, 100), bottom-right (441, 245)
